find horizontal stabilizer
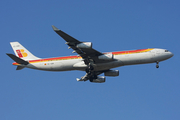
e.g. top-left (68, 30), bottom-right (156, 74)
top-left (16, 66), bottom-right (25, 70)
top-left (6, 53), bottom-right (29, 65)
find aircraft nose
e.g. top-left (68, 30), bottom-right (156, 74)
top-left (170, 52), bottom-right (174, 57)
top-left (168, 51), bottom-right (174, 58)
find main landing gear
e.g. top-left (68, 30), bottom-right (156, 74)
top-left (85, 64), bottom-right (98, 82)
top-left (89, 74), bottom-right (97, 82)
top-left (85, 64), bottom-right (94, 75)
top-left (156, 61), bottom-right (159, 68)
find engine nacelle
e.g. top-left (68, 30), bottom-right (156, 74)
top-left (91, 76), bottom-right (106, 83)
top-left (76, 42), bottom-right (92, 49)
top-left (104, 70), bottom-right (119, 76)
top-left (98, 53), bottom-right (113, 60)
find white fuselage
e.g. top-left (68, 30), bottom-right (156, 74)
top-left (15, 48), bottom-right (173, 71)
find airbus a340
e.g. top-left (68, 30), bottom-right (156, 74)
top-left (7, 25), bottom-right (173, 83)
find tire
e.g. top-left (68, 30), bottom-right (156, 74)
top-left (156, 64), bottom-right (159, 68)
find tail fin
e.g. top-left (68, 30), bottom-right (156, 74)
top-left (10, 42), bottom-right (40, 60)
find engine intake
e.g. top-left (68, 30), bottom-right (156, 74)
top-left (76, 42), bottom-right (92, 49)
top-left (104, 70), bottom-right (119, 76)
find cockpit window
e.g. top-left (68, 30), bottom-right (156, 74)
top-left (165, 50), bottom-right (169, 52)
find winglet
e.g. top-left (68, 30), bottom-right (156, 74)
top-left (52, 25), bottom-right (59, 31)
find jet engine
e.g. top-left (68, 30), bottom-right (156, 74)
top-left (98, 53), bottom-right (113, 60)
top-left (90, 76), bottom-right (106, 83)
top-left (104, 70), bottom-right (119, 76)
top-left (76, 42), bottom-right (92, 49)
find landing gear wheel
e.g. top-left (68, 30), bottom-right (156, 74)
top-left (85, 68), bottom-right (89, 73)
top-left (156, 61), bottom-right (159, 68)
top-left (88, 65), bottom-right (94, 71)
top-left (89, 77), bottom-right (93, 82)
top-left (93, 75), bottom-right (97, 79)
top-left (89, 75), bottom-right (97, 82)
top-left (156, 64), bottom-right (159, 68)
top-left (85, 65), bottom-right (94, 74)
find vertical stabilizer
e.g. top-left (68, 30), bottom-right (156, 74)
top-left (10, 42), bottom-right (40, 60)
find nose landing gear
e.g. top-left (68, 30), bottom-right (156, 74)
top-left (156, 61), bottom-right (159, 68)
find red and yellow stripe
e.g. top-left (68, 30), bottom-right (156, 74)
top-left (12, 48), bottom-right (154, 65)
top-left (111, 48), bottom-right (153, 55)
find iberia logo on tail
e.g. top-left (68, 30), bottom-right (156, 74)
top-left (16, 49), bottom-right (28, 58)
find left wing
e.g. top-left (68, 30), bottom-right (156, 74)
top-left (52, 25), bottom-right (113, 65)
top-left (52, 25), bottom-right (116, 83)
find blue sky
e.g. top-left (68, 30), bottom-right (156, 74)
top-left (1, 0), bottom-right (180, 120)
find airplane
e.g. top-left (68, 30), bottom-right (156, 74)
top-left (6, 25), bottom-right (174, 83)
